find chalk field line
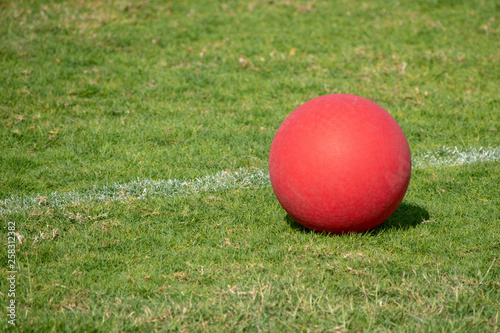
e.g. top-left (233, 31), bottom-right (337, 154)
top-left (2, 146), bottom-right (499, 214)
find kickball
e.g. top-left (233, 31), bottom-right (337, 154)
top-left (269, 94), bottom-right (411, 234)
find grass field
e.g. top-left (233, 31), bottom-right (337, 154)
top-left (1, 0), bottom-right (499, 331)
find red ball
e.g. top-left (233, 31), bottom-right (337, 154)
top-left (269, 94), bottom-right (411, 234)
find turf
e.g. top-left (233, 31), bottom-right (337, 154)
top-left (0, 0), bottom-right (499, 331)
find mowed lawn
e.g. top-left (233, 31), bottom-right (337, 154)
top-left (1, 0), bottom-right (499, 331)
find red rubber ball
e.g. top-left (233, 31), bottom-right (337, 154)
top-left (269, 94), bottom-right (411, 234)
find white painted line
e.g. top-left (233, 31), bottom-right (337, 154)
top-left (1, 146), bottom-right (498, 213)
top-left (0, 169), bottom-right (270, 214)
top-left (412, 146), bottom-right (500, 168)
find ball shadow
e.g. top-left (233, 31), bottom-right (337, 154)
top-left (285, 214), bottom-right (313, 233)
top-left (284, 203), bottom-right (429, 235)
top-left (369, 202), bottom-right (429, 235)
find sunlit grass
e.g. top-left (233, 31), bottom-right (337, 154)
top-left (0, 0), bottom-right (499, 331)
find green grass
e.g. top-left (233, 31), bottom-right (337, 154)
top-left (1, 0), bottom-right (499, 331)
